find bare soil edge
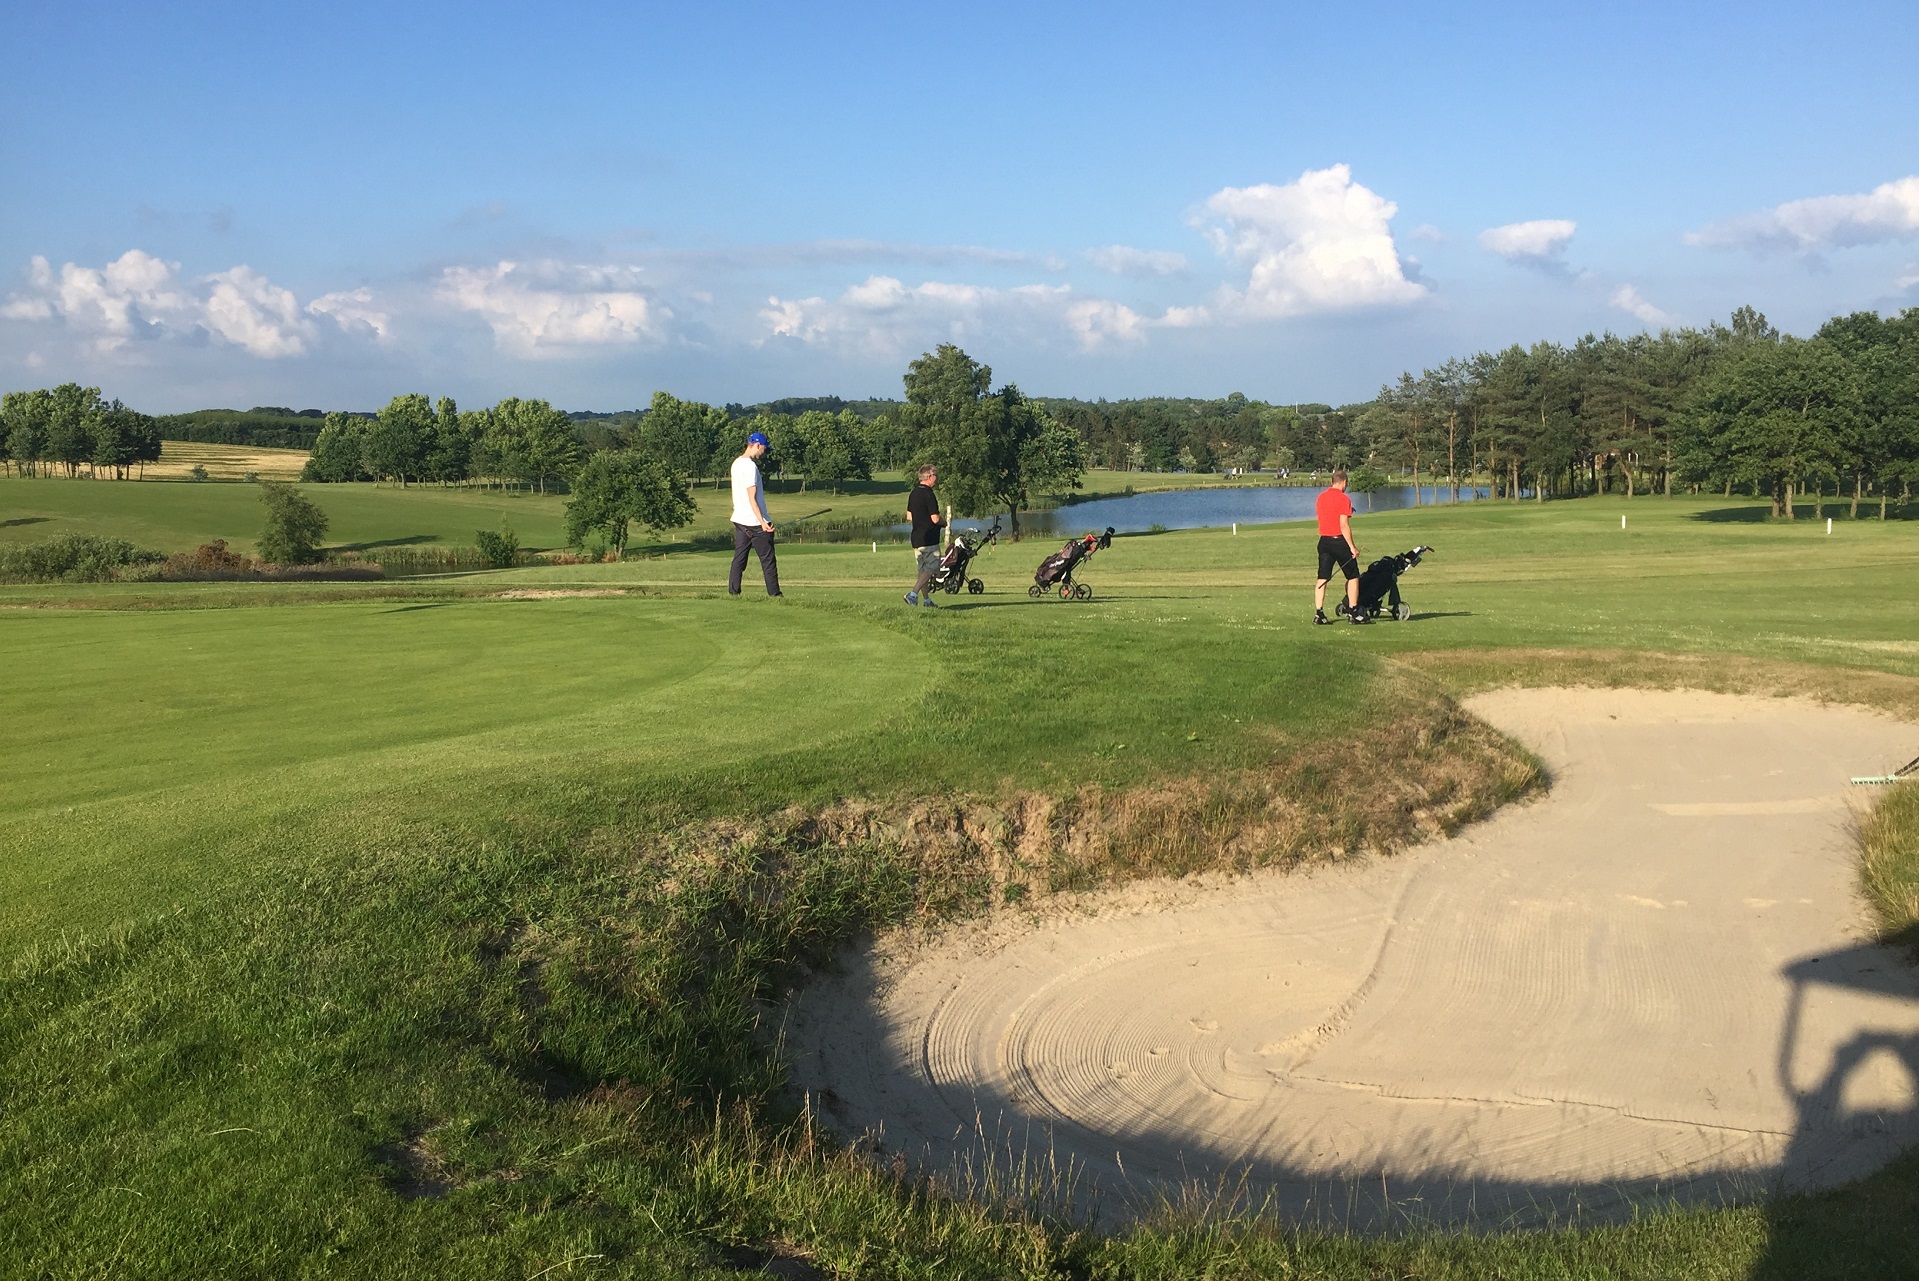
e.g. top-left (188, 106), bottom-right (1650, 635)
top-left (652, 668), bottom-right (1542, 944)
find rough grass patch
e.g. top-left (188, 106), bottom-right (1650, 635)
top-left (1859, 780), bottom-right (1919, 951)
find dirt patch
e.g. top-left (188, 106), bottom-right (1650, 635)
top-left (494, 589), bottom-right (630, 600)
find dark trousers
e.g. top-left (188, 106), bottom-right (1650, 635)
top-left (729, 523), bottom-right (781, 596)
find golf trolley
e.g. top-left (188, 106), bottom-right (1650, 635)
top-left (1029, 526), bottom-right (1115, 601)
top-left (929, 520), bottom-right (1000, 596)
top-left (1334, 545), bottom-right (1433, 622)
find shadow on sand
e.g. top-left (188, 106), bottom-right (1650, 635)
top-left (794, 936), bottom-right (1919, 1251)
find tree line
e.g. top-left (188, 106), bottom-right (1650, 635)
top-left (0, 385), bottom-right (165, 479)
top-left (1358, 305), bottom-right (1919, 517)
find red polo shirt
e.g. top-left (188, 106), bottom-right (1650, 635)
top-left (1315, 486), bottom-right (1353, 536)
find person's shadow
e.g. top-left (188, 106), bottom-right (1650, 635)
top-left (1754, 935), bottom-right (1919, 1278)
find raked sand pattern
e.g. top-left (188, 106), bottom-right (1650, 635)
top-left (785, 688), bottom-right (1919, 1228)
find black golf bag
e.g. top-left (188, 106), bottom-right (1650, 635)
top-left (929, 521), bottom-right (999, 595)
top-left (1030, 527), bottom-right (1114, 600)
top-left (1337, 545), bottom-right (1432, 622)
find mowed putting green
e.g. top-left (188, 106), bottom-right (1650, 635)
top-left (0, 598), bottom-right (925, 947)
top-left (3, 493), bottom-right (1918, 1279)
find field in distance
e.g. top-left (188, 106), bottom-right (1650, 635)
top-left (0, 466), bottom-right (1249, 556)
top-left (147, 439), bottom-right (311, 481)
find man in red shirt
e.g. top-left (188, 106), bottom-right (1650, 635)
top-left (1314, 469), bottom-right (1365, 625)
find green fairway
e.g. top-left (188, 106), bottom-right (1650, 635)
top-left (0, 476), bottom-right (573, 555)
top-left (499, 493), bottom-right (1919, 678)
top-left (4, 492), bottom-right (1917, 1279)
top-left (0, 467), bottom-right (1262, 558)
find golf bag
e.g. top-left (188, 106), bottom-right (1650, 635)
top-left (1336, 545), bottom-right (1432, 622)
top-left (928, 521), bottom-right (999, 595)
top-left (1030, 527), bottom-right (1115, 601)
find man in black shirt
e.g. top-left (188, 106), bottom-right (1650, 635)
top-left (903, 463), bottom-right (942, 607)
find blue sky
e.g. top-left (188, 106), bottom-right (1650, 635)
top-left (3, 0), bottom-right (1916, 411)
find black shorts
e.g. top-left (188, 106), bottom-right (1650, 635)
top-left (1317, 535), bottom-right (1358, 581)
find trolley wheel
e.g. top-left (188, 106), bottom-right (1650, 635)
top-left (1334, 601), bottom-right (1350, 617)
top-left (1072, 583), bottom-right (1092, 601)
top-left (1059, 582), bottom-right (1074, 600)
top-left (967, 578), bottom-right (984, 594)
top-left (1028, 584), bottom-right (1044, 598)
top-left (1395, 603), bottom-right (1411, 622)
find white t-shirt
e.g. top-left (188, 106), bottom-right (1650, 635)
top-left (730, 454), bottom-right (765, 526)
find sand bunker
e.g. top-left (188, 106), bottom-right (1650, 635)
top-left (786, 688), bottom-right (1919, 1227)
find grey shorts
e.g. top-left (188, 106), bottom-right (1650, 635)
top-left (916, 545), bottom-right (941, 574)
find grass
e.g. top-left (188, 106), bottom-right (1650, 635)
top-left (3, 490), bottom-right (1918, 1278)
top-left (0, 466), bottom-right (1253, 558)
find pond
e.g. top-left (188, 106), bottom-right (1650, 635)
top-left (879, 483), bottom-right (1496, 539)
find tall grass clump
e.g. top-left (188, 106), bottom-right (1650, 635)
top-left (1860, 779), bottom-right (1919, 949)
top-left (328, 545), bottom-right (492, 575)
top-left (0, 533), bottom-right (164, 582)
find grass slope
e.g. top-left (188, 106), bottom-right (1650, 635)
top-left (4, 493), bottom-right (1917, 1279)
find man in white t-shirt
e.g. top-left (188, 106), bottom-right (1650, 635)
top-left (728, 431), bottom-right (782, 597)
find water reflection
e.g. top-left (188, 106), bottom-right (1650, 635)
top-left (888, 484), bottom-right (1495, 539)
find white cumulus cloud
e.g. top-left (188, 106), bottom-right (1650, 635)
top-left (1479, 219), bottom-right (1577, 263)
top-left (203, 266), bottom-right (315, 357)
top-left (761, 274), bottom-right (1183, 354)
top-left (1199, 164), bottom-right (1425, 318)
top-left (437, 260), bottom-right (665, 355)
top-left (1, 249), bottom-right (326, 358)
top-left (1610, 285), bottom-right (1676, 327)
top-left (307, 287), bottom-right (390, 339)
top-left (1, 250), bottom-right (193, 348)
top-left (1085, 245), bottom-right (1189, 277)
top-left (1688, 177), bottom-right (1919, 254)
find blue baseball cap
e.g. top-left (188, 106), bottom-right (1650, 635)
top-left (747, 431), bottom-right (770, 448)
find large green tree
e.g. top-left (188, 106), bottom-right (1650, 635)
top-left (424, 396), bottom-right (471, 484)
top-left (257, 483), bottom-right (330, 564)
top-left (1689, 336), bottom-right (1859, 518)
top-left (2, 389), bottom-right (52, 477)
top-left (638, 392), bottom-right (725, 483)
top-left (88, 400), bottom-right (158, 479)
top-left (361, 394), bottom-right (433, 487)
top-left (491, 398), bottom-right (581, 494)
top-left (45, 383), bottom-right (103, 478)
top-left (303, 413), bottom-right (371, 482)
top-left (901, 344), bottom-right (1082, 537)
top-left (562, 450), bottom-right (696, 556)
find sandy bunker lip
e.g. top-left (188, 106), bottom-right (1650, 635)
top-left (785, 688), bottom-right (1919, 1229)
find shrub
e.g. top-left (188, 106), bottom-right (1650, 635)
top-left (0, 534), bottom-right (165, 583)
top-left (257, 482), bottom-right (329, 564)
top-left (159, 540), bottom-right (254, 579)
top-left (188, 464), bottom-right (209, 481)
top-left (157, 541), bottom-right (383, 582)
top-left (331, 545), bottom-right (490, 576)
top-left (475, 525), bottom-right (520, 569)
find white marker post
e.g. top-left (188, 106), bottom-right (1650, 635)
top-left (1232, 523), bottom-right (1238, 536)
top-left (1827, 517), bottom-right (1833, 535)
top-left (872, 541), bottom-right (877, 553)
top-left (1622, 514), bottom-right (1627, 530)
